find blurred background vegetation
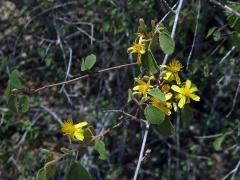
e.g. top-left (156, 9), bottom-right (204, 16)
top-left (0, 0), bottom-right (240, 179)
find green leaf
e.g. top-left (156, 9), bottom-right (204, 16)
top-left (230, 32), bottom-right (240, 49)
top-left (36, 168), bottom-right (46, 180)
top-left (144, 105), bottom-right (165, 125)
top-left (213, 135), bottom-right (226, 151)
top-left (158, 118), bottom-right (175, 136)
top-left (86, 54), bottom-right (97, 70)
top-left (181, 105), bottom-right (193, 125)
top-left (206, 27), bottom-right (217, 38)
top-left (8, 94), bottom-right (18, 114)
top-left (67, 163), bottom-right (92, 180)
top-left (9, 70), bottom-right (25, 89)
top-left (141, 51), bottom-right (159, 74)
top-left (138, 18), bottom-right (147, 34)
top-left (148, 88), bottom-right (165, 101)
top-left (159, 32), bottom-right (175, 55)
top-left (225, 3), bottom-right (240, 33)
top-left (95, 140), bottom-right (109, 160)
top-left (19, 96), bottom-right (29, 113)
top-left (4, 81), bottom-right (11, 101)
top-left (213, 30), bottom-right (221, 41)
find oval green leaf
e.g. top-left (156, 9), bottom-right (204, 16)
top-left (213, 135), bottom-right (225, 151)
top-left (148, 88), bottom-right (165, 101)
top-left (159, 32), bottom-right (175, 55)
top-left (158, 118), bottom-right (175, 136)
top-left (67, 163), bottom-right (92, 180)
top-left (144, 105), bottom-right (165, 125)
top-left (141, 51), bottom-right (159, 74)
top-left (19, 96), bottom-right (29, 113)
top-left (95, 140), bottom-right (109, 160)
top-left (9, 70), bottom-right (25, 89)
top-left (8, 94), bottom-right (18, 114)
top-left (85, 54), bottom-right (96, 70)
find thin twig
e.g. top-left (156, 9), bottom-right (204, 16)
top-left (41, 105), bottom-right (63, 125)
top-left (33, 63), bottom-right (137, 93)
top-left (107, 109), bottom-right (147, 124)
top-left (157, 3), bottom-right (178, 25)
top-left (186, 0), bottom-right (201, 69)
top-left (13, 113), bottom-right (43, 149)
top-left (226, 79), bottom-right (240, 117)
top-left (133, 122), bottom-right (150, 180)
top-left (210, 46), bottom-right (236, 76)
top-left (222, 160), bottom-right (240, 180)
top-left (210, 0), bottom-right (240, 17)
top-left (162, 0), bottom-right (176, 13)
top-left (163, 0), bottom-right (184, 65)
top-left (194, 133), bottom-right (222, 139)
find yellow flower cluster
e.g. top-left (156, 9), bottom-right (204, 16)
top-left (61, 119), bottom-right (88, 142)
top-left (131, 59), bottom-right (200, 116)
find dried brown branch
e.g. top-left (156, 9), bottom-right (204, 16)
top-left (33, 63), bottom-right (137, 93)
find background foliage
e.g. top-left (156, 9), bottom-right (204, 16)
top-left (0, 0), bottom-right (240, 179)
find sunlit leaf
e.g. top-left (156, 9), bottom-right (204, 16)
top-left (159, 32), bottom-right (175, 55)
top-left (81, 54), bottom-right (96, 71)
top-left (213, 135), bottom-right (226, 151)
top-left (148, 88), bottom-right (165, 101)
top-left (95, 140), bottom-right (109, 160)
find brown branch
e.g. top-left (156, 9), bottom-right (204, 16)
top-left (33, 63), bottom-right (137, 93)
top-left (107, 109), bottom-right (147, 124)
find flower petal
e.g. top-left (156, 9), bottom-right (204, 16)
top-left (133, 85), bottom-right (141, 91)
top-left (174, 73), bottom-right (181, 85)
top-left (171, 85), bottom-right (181, 93)
top-left (135, 79), bottom-right (146, 85)
top-left (165, 71), bottom-right (172, 80)
top-left (173, 102), bottom-right (178, 111)
top-left (190, 94), bottom-right (200, 101)
top-left (190, 86), bottom-right (198, 93)
top-left (127, 47), bottom-right (134, 53)
top-left (75, 121), bottom-right (88, 128)
top-left (185, 80), bottom-right (191, 88)
top-left (178, 96), bottom-right (186, 108)
top-left (74, 130), bottom-right (84, 141)
top-left (165, 93), bottom-right (173, 101)
top-left (160, 65), bottom-right (168, 68)
top-left (137, 53), bottom-right (142, 64)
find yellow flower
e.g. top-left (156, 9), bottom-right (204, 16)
top-left (127, 35), bottom-right (146, 64)
top-left (150, 92), bottom-right (173, 116)
top-left (61, 119), bottom-right (88, 142)
top-left (171, 80), bottom-right (200, 108)
top-left (160, 59), bottom-right (183, 84)
top-left (133, 76), bottom-right (154, 99)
